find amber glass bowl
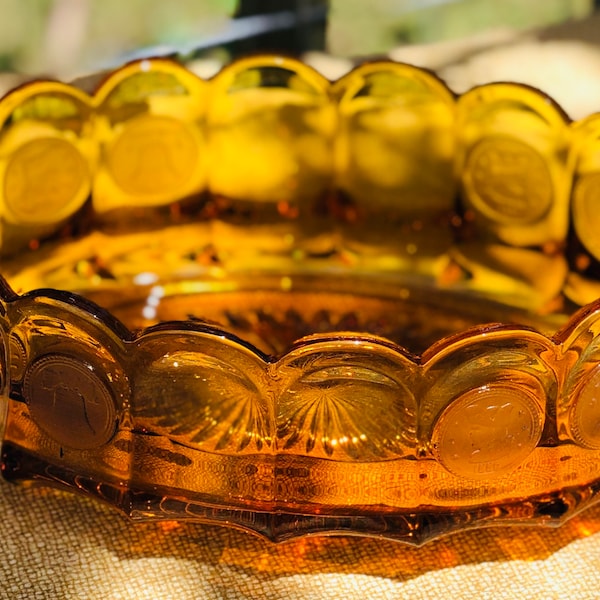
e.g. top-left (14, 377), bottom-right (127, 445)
top-left (2, 55), bottom-right (600, 545)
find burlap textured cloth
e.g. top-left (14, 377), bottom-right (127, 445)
top-left (2, 478), bottom-right (600, 599)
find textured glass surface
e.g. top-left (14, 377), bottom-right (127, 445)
top-left (2, 56), bottom-right (600, 545)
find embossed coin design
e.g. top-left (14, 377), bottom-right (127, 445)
top-left (463, 137), bottom-right (553, 225)
top-left (23, 355), bottom-right (117, 450)
top-left (573, 172), bottom-right (600, 261)
top-left (3, 137), bottom-right (89, 225)
top-left (571, 366), bottom-right (600, 449)
top-left (432, 384), bottom-right (544, 479)
top-left (107, 115), bottom-right (200, 197)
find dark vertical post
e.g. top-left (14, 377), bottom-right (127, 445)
top-left (231, 0), bottom-right (329, 55)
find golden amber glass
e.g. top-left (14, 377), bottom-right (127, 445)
top-left (457, 83), bottom-right (571, 247)
top-left (450, 84), bottom-right (572, 311)
top-left (4, 57), bottom-right (600, 546)
top-left (572, 115), bottom-right (600, 260)
top-left (0, 82), bottom-right (95, 254)
top-left (93, 59), bottom-right (208, 213)
top-left (206, 55), bottom-right (335, 257)
top-left (332, 62), bottom-right (456, 271)
top-left (566, 113), bottom-right (600, 306)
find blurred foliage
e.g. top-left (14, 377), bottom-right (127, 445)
top-left (329, 0), bottom-right (593, 56)
top-left (0, 0), bottom-right (594, 75)
top-left (0, 0), bottom-right (237, 74)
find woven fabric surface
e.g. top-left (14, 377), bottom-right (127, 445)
top-left (2, 479), bottom-right (600, 599)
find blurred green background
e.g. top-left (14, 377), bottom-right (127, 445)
top-left (0, 0), bottom-right (593, 77)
